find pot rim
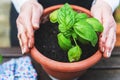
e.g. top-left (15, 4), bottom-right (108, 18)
top-left (30, 4), bottom-right (102, 72)
top-left (42, 4), bottom-right (92, 17)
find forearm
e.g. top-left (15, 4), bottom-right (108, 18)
top-left (11, 0), bottom-right (37, 13)
top-left (93, 0), bottom-right (120, 12)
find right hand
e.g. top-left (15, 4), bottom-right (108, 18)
top-left (91, 0), bottom-right (116, 58)
top-left (16, 0), bottom-right (43, 54)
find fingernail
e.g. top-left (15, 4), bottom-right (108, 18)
top-left (19, 40), bottom-right (22, 46)
top-left (28, 42), bottom-right (31, 48)
top-left (102, 47), bottom-right (104, 52)
top-left (19, 39), bottom-right (23, 49)
top-left (28, 39), bottom-right (33, 48)
top-left (107, 51), bottom-right (111, 58)
top-left (22, 47), bottom-right (26, 54)
top-left (34, 23), bottom-right (39, 28)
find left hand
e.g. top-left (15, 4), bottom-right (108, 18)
top-left (16, 0), bottom-right (43, 54)
top-left (91, 0), bottom-right (116, 58)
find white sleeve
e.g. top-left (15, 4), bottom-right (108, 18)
top-left (103, 0), bottom-right (120, 12)
top-left (92, 0), bottom-right (120, 12)
top-left (11, 0), bottom-right (37, 13)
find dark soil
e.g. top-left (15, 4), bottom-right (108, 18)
top-left (35, 21), bottom-right (98, 62)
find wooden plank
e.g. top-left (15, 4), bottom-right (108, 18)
top-left (0, 47), bottom-right (119, 56)
top-left (92, 56), bottom-right (120, 69)
top-left (112, 47), bottom-right (120, 55)
top-left (78, 69), bottom-right (120, 80)
top-left (36, 69), bottom-right (120, 80)
top-left (0, 47), bottom-right (119, 55)
top-left (0, 47), bottom-right (22, 57)
top-left (0, 47), bottom-right (120, 69)
top-left (91, 47), bottom-right (120, 69)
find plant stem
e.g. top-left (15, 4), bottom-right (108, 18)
top-left (72, 34), bottom-right (78, 46)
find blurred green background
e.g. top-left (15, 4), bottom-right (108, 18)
top-left (0, 0), bottom-right (120, 47)
top-left (0, 0), bottom-right (10, 47)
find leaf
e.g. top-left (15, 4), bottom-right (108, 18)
top-left (63, 29), bottom-right (73, 38)
top-left (86, 18), bottom-right (104, 32)
top-left (78, 36), bottom-right (90, 44)
top-left (57, 33), bottom-right (72, 50)
top-left (57, 3), bottom-right (75, 30)
top-left (58, 24), bottom-right (67, 32)
top-left (68, 45), bottom-right (82, 62)
top-left (58, 24), bottom-right (73, 38)
top-left (75, 13), bottom-right (88, 22)
top-left (74, 20), bottom-right (98, 47)
top-left (49, 10), bottom-right (58, 23)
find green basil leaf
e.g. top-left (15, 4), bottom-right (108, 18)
top-left (63, 29), bottom-right (73, 38)
top-left (58, 24), bottom-right (67, 32)
top-left (74, 21), bottom-right (98, 47)
top-left (57, 33), bottom-right (72, 50)
top-left (75, 13), bottom-right (88, 22)
top-left (57, 3), bottom-right (75, 30)
top-left (58, 24), bottom-right (73, 38)
top-left (49, 10), bottom-right (58, 23)
top-left (78, 36), bottom-right (89, 44)
top-left (86, 18), bottom-right (104, 32)
top-left (68, 45), bottom-right (82, 62)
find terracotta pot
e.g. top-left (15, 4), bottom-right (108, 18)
top-left (30, 5), bottom-right (102, 80)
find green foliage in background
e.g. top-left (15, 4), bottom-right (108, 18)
top-left (114, 5), bottom-right (120, 23)
top-left (0, 54), bottom-right (3, 63)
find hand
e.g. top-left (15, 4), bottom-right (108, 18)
top-left (91, 0), bottom-right (116, 58)
top-left (16, 0), bottom-right (43, 54)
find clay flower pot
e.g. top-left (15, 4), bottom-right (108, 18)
top-left (30, 5), bottom-right (102, 80)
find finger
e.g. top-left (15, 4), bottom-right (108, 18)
top-left (103, 27), bottom-right (115, 58)
top-left (110, 33), bottom-right (116, 53)
top-left (99, 18), bottom-right (111, 53)
top-left (23, 12), bottom-right (34, 49)
top-left (32, 3), bottom-right (43, 30)
top-left (16, 7), bottom-right (32, 53)
top-left (21, 31), bottom-right (29, 53)
top-left (26, 27), bottom-right (34, 49)
top-left (99, 25), bottom-right (107, 53)
top-left (100, 15), bottom-right (116, 53)
top-left (17, 22), bottom-right (29, 54)
top-left (21, 7), bottom-right (35, 49)
top-left (99, 33), bottom-right (104, 52)
top-left (16, 18), bottom-right (24, 52)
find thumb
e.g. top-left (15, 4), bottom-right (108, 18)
top-left (32, 4), bottom-right (43, 30)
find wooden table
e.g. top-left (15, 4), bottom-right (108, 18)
top-left (0, 47), bottom-right (120, 80)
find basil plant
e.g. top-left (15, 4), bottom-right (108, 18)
top-left (49, 3), bottom-right (103, 62)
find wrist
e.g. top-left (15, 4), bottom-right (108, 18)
top-left (103, 0), bottom-right (119, 12)
top-left (93, 0), bottom-right (120, 12)
top-left (11, 0), bottom-right (37, 13)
